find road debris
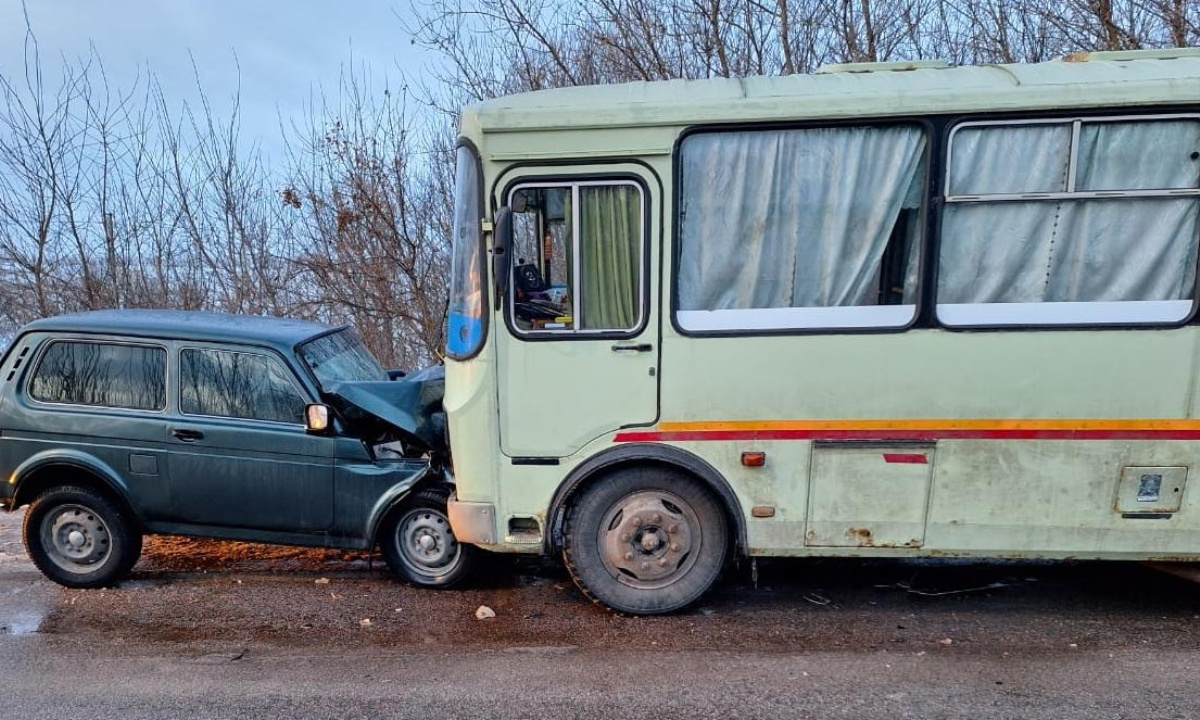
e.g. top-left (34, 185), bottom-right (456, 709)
top-left (315, 578), bottom-right (330, 585)
top-left (876, 580), bottom-right (1011, 597)
top-left (359, 618), bottom-right (372, 628)
top-left (475, 605), bottom-right (496, 620)
top-left (939, 638), bottom-right (953, 646)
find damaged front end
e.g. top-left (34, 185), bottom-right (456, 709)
top-left (322, 365), bottom-right (450, 460)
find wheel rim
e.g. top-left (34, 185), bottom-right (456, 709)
top-left (394, 507), bottom-right (461, 581)
top-left (40, 503), bottom-right (113, 574)
top-left (598, 489), bottom-right (701, 590)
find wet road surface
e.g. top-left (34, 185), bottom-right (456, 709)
top-left (4, 508), bottom-right (1200, 718)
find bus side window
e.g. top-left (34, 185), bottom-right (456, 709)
top-left (937, 116), bottom-right (1200, 327)
top-left (676, 124), bottom-right (928, 332)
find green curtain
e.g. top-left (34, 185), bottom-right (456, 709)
top-left (579, 186), bottom-right (640, 329)
top-left (563, 190), bottom-right (573, 303)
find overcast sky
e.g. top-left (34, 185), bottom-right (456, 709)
top-left (0, 0), bottom-right (435, 161)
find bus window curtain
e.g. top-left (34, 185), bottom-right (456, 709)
top-left (563, 190), bottom-right (574, 299)
top-left (677, 126), bottom-right (926, 311)
top-left (579, 186), bottom-right (640, 329)
top-left (939, 119), bottom-right (1200, 304)
top-left (940, 199), bottom-right (1200, 303)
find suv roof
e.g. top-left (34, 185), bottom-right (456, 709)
top-left (21, 310), bottom-right (339, 351)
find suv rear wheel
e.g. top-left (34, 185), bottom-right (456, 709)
top-left (23, 486), bottom-right (143, 588)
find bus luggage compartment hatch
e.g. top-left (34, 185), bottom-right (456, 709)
top-left (805, 443), bottom-right (934, 548)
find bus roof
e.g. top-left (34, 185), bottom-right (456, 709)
top-left (464, 50), bottom-right (1200, 135)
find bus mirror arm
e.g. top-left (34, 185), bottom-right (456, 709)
top-left (492, 206), bottom-right (513, 307)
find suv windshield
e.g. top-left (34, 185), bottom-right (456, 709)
top-left (299, 329), bottom-right (387, 389)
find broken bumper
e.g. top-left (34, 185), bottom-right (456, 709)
top-left (446, 495), bottom-right (496, 545)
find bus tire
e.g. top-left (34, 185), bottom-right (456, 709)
top-left (563, 466), bottom-right (728, 615)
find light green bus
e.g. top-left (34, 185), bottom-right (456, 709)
top-left (443, 49), bottom-right (1200, 614)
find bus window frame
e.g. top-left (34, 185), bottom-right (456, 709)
top-left (496, 170), bottom-right (654, 343)
top-left (668, 117), bottom-right (936, 339)
top-left (934, 111), bottom-right (1200, 331)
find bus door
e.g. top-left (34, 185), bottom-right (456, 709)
top-left (493, 173), bottom-right (659, 458)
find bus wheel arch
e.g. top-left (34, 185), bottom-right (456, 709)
top-left (547, 444), bottom-right (747, 557)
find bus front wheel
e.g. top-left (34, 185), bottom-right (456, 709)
top-left (563, 467), bottom-right (729, 615)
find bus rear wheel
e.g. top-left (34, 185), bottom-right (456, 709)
top-left (563, 467), bottom-right (728, 615)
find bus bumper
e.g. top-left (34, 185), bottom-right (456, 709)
top-left (447, 494), bottom-right (496, 545)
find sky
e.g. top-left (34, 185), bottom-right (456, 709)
top-left (0, 0), bottom-right (438, 162)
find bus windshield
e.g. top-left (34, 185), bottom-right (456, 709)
top-left (446, 144), bottom-right (485, 359)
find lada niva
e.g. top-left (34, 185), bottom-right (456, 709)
top-left (0, 310), bottom-right (474, 588)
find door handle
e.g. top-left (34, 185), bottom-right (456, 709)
top-left (611, 343), bottom-right (653, 353)
top-left (171, 428), bottom-right (205, 442)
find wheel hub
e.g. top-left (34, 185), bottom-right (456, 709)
top-left (43, 505), bottom-right (111, 569)
top-left (396, 509), bottom-right (459, 577)
top-left (639, 530), bottom-right (662, 552)
top-left (600, 491), bottom-right (697, 588)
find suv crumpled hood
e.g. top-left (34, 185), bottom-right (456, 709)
top-left (323, 365), bottom-right (447, 454)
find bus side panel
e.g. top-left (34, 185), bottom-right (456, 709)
top-left (656, 326), bottom-right (1200, 558)
top-left (926, 439), bottom-right (1200, 557)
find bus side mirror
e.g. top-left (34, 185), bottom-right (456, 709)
top-left (492, 206), bottom-right (513, 307)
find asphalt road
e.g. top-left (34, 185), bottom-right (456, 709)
top-left (4, 508), bottom-right (1200, 719)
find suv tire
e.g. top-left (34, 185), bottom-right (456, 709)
top-left (23, 485), bottom-right (143, 589)
top-left (380, 487), bottom-right (476, 588)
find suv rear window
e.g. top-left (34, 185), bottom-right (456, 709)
top-left (30, 341), bottom-right (167, 411)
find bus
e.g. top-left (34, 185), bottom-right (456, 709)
top-left (442, 49), bottom-right (1200, 615)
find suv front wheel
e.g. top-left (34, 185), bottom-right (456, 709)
top-left (379, 487), bottom-right (476, 588)
top-left (23, 486), bottom-right (143, 588)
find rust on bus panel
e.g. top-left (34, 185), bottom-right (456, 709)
top-left (847, 527), bottom-right (873, 546)
top-left (843, 527), bottom-right (924, 548)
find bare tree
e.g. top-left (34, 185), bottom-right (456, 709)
top-left (282, 69), bottom-right (451, 368)
top-left (406, 0), bottom-right (1200, 101)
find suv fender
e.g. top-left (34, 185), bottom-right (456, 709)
top-left (363, 466), bottom-right (448, 545)
top-left (10, 449), bottom-right (135, 516)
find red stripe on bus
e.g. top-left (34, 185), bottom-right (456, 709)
top-left (613, 429), bottom-right (1200, 443)
top-left (883, 453), bottom-right (929, 464)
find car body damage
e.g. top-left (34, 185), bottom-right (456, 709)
top-left (323, 365), bottom-right (448, 456)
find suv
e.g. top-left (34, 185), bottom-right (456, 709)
top-left (0, 310), bottom-right (475, 589)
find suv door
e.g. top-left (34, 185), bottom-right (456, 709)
top-left (163, 345), bottom-right (335, 533)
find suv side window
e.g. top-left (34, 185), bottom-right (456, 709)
top-left (30, 341), bottom-right (167, 411)
top-left (180, 348), bottom-right (307, 425)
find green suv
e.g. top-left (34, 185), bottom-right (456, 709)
top-left (0, 310), bottom-right (475, 589)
